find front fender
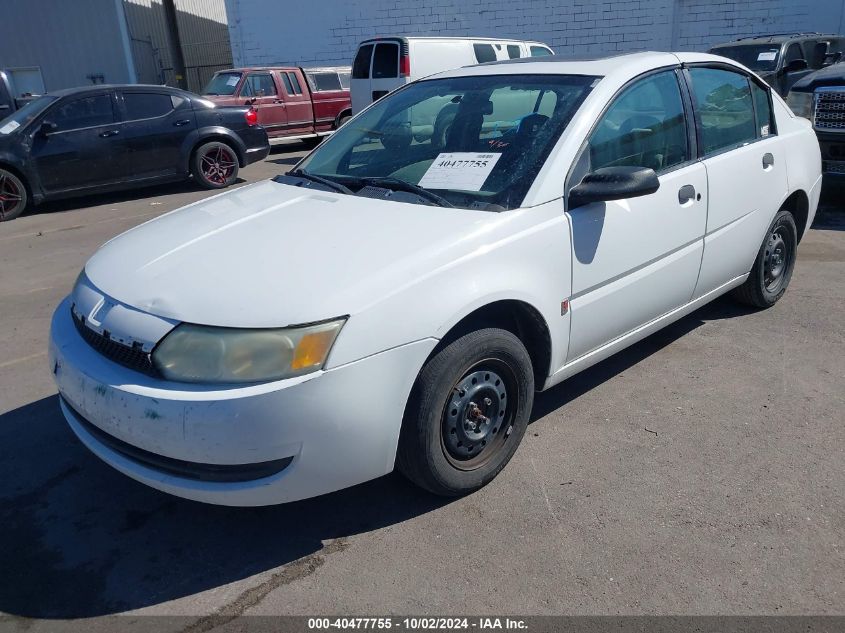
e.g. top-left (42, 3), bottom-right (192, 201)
top-left (327, 200), bottom-right (572, 379)
top-left (180, 127), bottom-right (248, 172)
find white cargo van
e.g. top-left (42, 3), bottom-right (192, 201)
top-left (350, 36), bottom-right (554, 113)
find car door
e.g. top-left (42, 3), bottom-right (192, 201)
top-left (351, 43), bottom-right (375, 114)
top-left (242, 72), bottom-right (287, 137)
top-left (117, 90), bottom-right (196, 179)
top-left (565, 69), bottom-right (707, 362)
top-left (30, 91), bottom-right (120, 193)
top-left (685, 66), bottom-right (788, 299)
top-left (279, 70), bottom-right (313, 134)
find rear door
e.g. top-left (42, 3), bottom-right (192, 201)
top-left (242, 71), bottom-right (287, 137)
top-left (279, 70), bottom-right (313, 134)
top-left (351, 42), bottom-right (374, 113)
top-left (370, 41), bottom-right (401, 104)
top-left (118, 90), bottom-right (195, 178)
top-left (30, 91), bottom-right (121, 193)
top-left (685, 65), bottom-right (788, 298)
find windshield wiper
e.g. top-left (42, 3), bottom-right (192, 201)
top-left (360, 177), bottom-right (454, 208)
top-left (288, 169), bottom-right (353, 195)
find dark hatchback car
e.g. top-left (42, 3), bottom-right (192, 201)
top-left (0, 84), bottom-right (270, 221)
top-left (709, 32), bottom-right (845, 96)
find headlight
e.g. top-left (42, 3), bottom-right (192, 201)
top-left (152, 319), bottom-right (345, 384)
top-left (785, 91), bottom-right (814, 121)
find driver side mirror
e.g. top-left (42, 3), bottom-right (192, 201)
top-left (568, 166), bottom-right (660, 209)
top-left (38, 120), bottom-right (58, 136)
top-left (782, 58), bottom-right (809, 74)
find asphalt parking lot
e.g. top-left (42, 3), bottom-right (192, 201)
top-left (0, 144), bottom-right (843, 622)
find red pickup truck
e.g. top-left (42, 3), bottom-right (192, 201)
top-left (202, 66), bottom-right (352, 144)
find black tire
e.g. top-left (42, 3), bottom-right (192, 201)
top-left (397, 328), bottom-right (534, 496)
top-left (732, 209), bottom-right (798, 308)
top-left (0, 168), bottom-right (28, 222)
top-left (336, 113), bottom-right (351, 128)
top-left (191, 141), bottom-right (239, 189)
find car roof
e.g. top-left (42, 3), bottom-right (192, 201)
top-left (430, 51), bottom-right (688, 80)
top-left (47, 84), bottom-right (190, 98)
top-left (358, 36), bottom-right (550, 45)
top-left (711, 32), bottom-right (843, 47)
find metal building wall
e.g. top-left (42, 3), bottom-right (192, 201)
top-left (123, 0), bottom-right (233, 92)
top-left (0, 0), bottom-right (135, 94)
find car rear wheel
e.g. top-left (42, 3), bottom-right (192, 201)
top-left (191, 142), bottom-right (239, 189)
top-left (732, 209), bottom-right (797, 308)
top-left (397, 328), bottom-right (534, 496)
top-left (0, 168), bottom-right (28, 222)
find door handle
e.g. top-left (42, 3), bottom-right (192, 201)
top-left (98, 129), bottom-right (119, 138)
top-left (678, 184), bottom-right (696, 204)
top-left (762, 153), bottom-right (775, 169)
top-left (173, 119), bottom-right (191, 127)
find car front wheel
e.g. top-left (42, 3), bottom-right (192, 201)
top-left (397, 328), bottom-right (534, 496)
top-left (191, 141), bottom-right (239, 189)
top-left (0, 168), bottom-right (28, 222)
top-left (732, 209), bottom-right (797, 308)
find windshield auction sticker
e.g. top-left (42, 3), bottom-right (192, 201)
top-left (419, 152), bottom-right (502, 191)
top-left (0, 120), bottom-right (20, 134)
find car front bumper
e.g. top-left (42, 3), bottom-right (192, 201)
top-left (49, 297), bottom-right (436, 506)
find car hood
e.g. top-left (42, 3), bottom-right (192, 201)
top-left (85, 180), bottom-right (497, 327)
top-left (791, 62), bottom-right (845, 91)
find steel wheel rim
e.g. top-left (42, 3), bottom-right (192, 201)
top-left (200, 146), bottom-right (236, 185)
top-left (763, 226), bottom-right (792, 293)
top-left (0, 173), bottom-right (23, 219)
top-left (440, 358), bottom-right (517, 471)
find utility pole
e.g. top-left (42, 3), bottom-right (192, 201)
top-left (162, 0), bottom-right (188, 90)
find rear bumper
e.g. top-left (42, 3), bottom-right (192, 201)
top-left (241, 127), bottom-right (270, 166)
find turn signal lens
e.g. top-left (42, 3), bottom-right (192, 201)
top-left (291, 329), bottom-right (340, 371)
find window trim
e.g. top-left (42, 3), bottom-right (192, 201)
top-left (565, 64), bottom-right (696, 205)
top-left (44, 91), bottom-right (118, 134)
top-left (118, 91), bottom-right (177, 123)
top-left (286, 72), bottom-right (303, 95)
top-left (681, 61), bottom-right (777, 161)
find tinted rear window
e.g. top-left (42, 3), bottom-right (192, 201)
top-left (353, 44), bottom-right (374, 79)
top-left (530, 46), bottom-right (553, 57)
top-left (372, 43), bottom-right (399, 78)
top-left (507, 45), bottom-right (521, 59)
top-left (474, 43), bottom-right (497, 63)
top-left (123, 92), bottom-right (173, 120)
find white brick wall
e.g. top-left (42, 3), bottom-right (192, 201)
top-left (224, 0), bottom-right (845, 68)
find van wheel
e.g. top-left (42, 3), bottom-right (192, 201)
top-left (0, 168), bottom-right (28, 222)
top-left (732, 209), bottom-right (797, 308)
top-left (397, 328), bottom-right (534, 496)
top-left (191, 142), bottom-right (239, 189)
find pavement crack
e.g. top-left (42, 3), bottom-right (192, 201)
top-left (179, 537), bottom-right (349, 633)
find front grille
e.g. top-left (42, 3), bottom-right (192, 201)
top-left (63, 397), bottom-right (294, 483)
top-left (815, 89), bottom-right (845, 131)
top-left (71, 306), bottom-right (158, 376)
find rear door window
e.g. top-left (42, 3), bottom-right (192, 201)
top-left (352, 44), bottom-right (374, 79)
top-left (473, 43), bottom-right (497, 64)
top-left (688, 67), bottom-right (756, 155)
top-left (287, 72), bottom-right (303, 95)
top-left (123, 92), bottom-right (174, 120)
top-left (372, 43), bottom-right (399, 78)
top-left (507, 45), bottom-right (521, 59)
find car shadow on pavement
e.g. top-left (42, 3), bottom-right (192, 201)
top-left (0, 297), bottom-right (755, 619)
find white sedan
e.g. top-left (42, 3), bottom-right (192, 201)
top-left (49, 52), bottom-right (822, 506)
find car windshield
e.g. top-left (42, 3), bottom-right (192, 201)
top-left (711, 45), bottom-right (781, 72)
top-left (0, 95), bottom-right (57, 134)
top-left (297, 74), bottom-right (597, 210)
top-left (203, 72), bottom-right (242, 96)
